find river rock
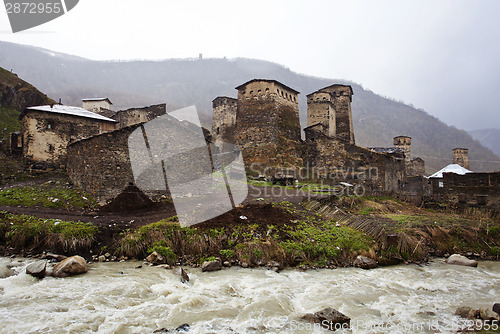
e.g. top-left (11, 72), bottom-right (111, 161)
top-left (98, 255), bottom-right (106, 262)
top-left (26, 260), bottom-right (47, 279)
top-left (180, 268), bottom-right (189, 283)
top-left (446, 254), bottom-right (478, 267)
top-left (0, 265), bottom-right (14, 278)
top-left (146, 251), bottom-right (166, 265)
top-left (455, 306), bottom-right (478, 319)
top-left (493, 303), bottom-right (500, 316)
top-left (480, 308), bottom-right (500, 321)
top-left (266, 261), bottom-right (284, 272)
top-left (353, 255), bottom-right (378, 269)
top-left (51, 255), bottom-right (88, 278)
top-left (44, 253), bottom-right (67, 262)
top-left (201, 260), bottom-right (222, 272)
top-left (301, 307), bottom-right (350, 331)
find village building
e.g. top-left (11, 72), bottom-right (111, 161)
top-left (82, 98), bottom-right (113, 115)
top-left (19, 105), bottom-right (117, 164)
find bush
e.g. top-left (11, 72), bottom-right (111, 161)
top-left (147, 240), bottom-right (177, 264)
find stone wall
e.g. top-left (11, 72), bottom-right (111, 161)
top-left (67, 114), bottom-right (213, 205)
top-left (112, 103), bottom-right (166, 129)
top-left (432, 172), bottom-right (500, 209)
top-left (303, 127), bottom-right (405, 194)
top-left (20, 110), bottom-right (115, 164)
top-left (67, 124), bottom-right (139, 204)
top-left (453, 148), bottom-right (470, 169)
top-left (82, 100), bottom-right (111, 113)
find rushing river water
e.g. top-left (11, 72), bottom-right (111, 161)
top-left (0, 258), bottom-right (498, 334)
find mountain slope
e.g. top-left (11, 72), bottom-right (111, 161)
top-left (468, 129), bottom-right (500, 157)
top-left (0, 66), bottom-right (55, 140)
top-left (0, 41), bottom-right (498, 173)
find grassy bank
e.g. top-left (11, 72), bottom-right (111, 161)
top-left (0, 211), bottom-right (98, 254)
top-left (1, 197), bottom-right (499, 268)
top-left (0, 180), bottom-right (98, 209)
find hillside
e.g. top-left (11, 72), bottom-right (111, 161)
top-left (469, 129), bottom-right (500, 157)
top-left (0, 41), bottom-right (498, 173)
top-left (0, 66), bottom-right (55, 140)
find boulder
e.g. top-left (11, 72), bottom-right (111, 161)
top-left (493, 303), bottom-right (500, 316)
top-left (446, 254), bottom-right (478, 267)
top-left (353, 255), bottom-right (378, 269)
top-left (480, 308), bottom-right (500, 322)
top-left (146, 251), bottom-right (166, 265)
top-left (0, 265), bottom-right (14, 278)
top-left (201, 260), bottom-right (222, 272)
top-left (45, 253), bottom-right (67, 262)
top-left (301, 307), bottom-right (351, 331)
top-left (266, 261), bottom-right (284, 272)
top-left (455, 306), bottom-right (478, 319)
top-left (26, 260), bottom-right (47, 279)
top-left (98, 255), bottom-right (106, 262)
top-left (51, 255), bottom-right (88, 278)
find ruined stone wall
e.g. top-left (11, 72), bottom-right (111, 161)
top-left (318, 85), bottom-right (354, 144)
top-left (409, 158), bottom-right (425, 177)
top-left (113, 103), bottom-right (166, 129)
top-left (212, 97), bottom-right (237, 147)
top-left (432, 172), bottom-right (500, 208)
top-left (306, 92), bottom-right (336, 137)
top-left (20, 110), bottom-right (114, 164)
top-left (68, 115), bottom-right (213, 205)
top-left (303, 128), bottom-right (405, 194)
top-left (67, 125), bottom-right (138, 204)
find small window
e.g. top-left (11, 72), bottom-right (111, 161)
top-left (217, 127), bottom-right (220, 134)
top-left (258, 89), bottom-right (262, 94)
top-left (48, 144), bottom-right (54, 152)
top-left (438, 181), bottom-right (444, 188)
top-left (250, 90), bottom-right (253, 95)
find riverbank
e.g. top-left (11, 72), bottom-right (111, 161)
top-left (1, 189), bottom-right (499, 269)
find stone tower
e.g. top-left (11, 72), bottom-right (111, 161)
top-left (234, 79), bottom-right (302, 167)
top-left (394, 136), bottom-right (412, 166)
top-left (306, 91), bottom-right (336, 137)
top-left (234, 79), bottom-right (300, 147)
top-left (212, 96), bottom-right (238, 148)
top-left (453, 148), bottom-right (470, 169)
top-left (317, 85), bottom-right (354, 144)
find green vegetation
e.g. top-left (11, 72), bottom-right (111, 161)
top-left (0, 212), bottom-right (98, 253)
top-left (279, 219), bottom-right (373, 266)
top-left (219, 249), bottom-right (235, 258)
top-left (0, 107), bottom-right (21, 140)
top-left (0, 182), bottom-right (98, 209)
top-left (147, 240), bottom-right (177, 264)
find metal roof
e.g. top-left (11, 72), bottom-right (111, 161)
top-left (429, 164), bottom-right (473, 179)
top-left (368, 147), bottom-right (404, 154)
top-left (81, 98), bottom-right (113, 104)
top-left (26, 105), bottom-right (117, 122)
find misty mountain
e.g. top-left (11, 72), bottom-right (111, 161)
top-left (0, 41), bottom-right (498, 173)
top-left (468, 129), bottom-right (500, 157)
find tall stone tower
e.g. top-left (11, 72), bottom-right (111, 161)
top-left (394, 136), bottom-right (412, 166)
top-left (317, 85), bottom-right (355, 144)
top-left (234, 79), bottom-right (301, 167)
top-left (306, 91), bottom-right (336, 137)
top-left (453, 148), bottom-right (470, 169)
top-left (212, 96), bottom-right (237, 148)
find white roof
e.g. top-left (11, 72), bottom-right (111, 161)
top-left (26, 105), bottom-right (117, 122)
top-left (81, 98), bottom-right (113, 104)
top-left (429, 164), bottom-right (472, 179)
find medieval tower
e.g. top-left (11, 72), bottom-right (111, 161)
top-left (453, 148), bottom-right (470, 169)
top-left (306, 84), bottom-right (355, 144)
top-left (211, 96), bottom-right (237, 149)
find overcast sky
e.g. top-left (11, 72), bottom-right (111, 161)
top-left (1, 0), bottom-right (499, 131)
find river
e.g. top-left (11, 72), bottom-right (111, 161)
top-left (0, 258), bottom-right (498, 333)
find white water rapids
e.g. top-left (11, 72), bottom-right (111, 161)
top-left (0, 258), bottom-right (498, 333)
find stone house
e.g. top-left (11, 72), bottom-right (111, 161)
top-left (19, 105), bottom-right (117, 164)
top-left (82, 98), bottom-right (113, 114)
